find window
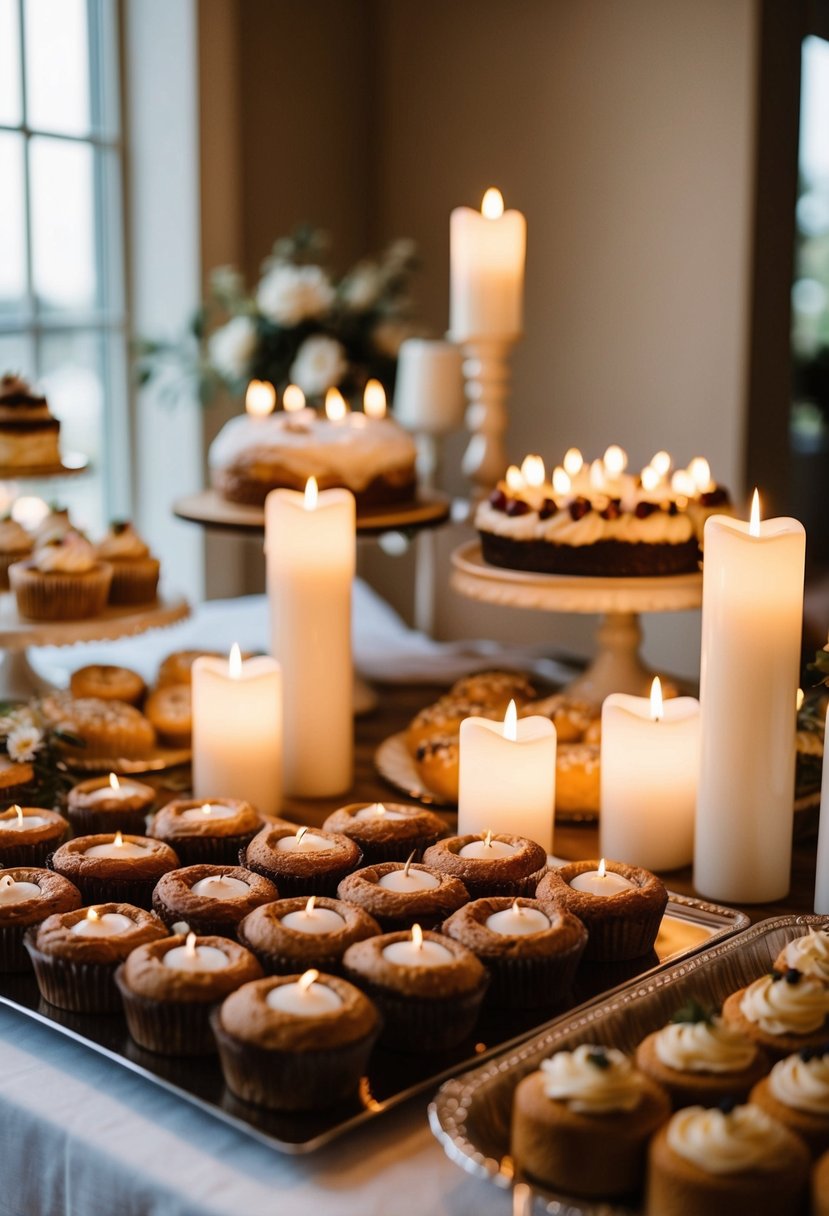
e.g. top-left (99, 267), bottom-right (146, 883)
top-left (0, 0), bottom-right (127, 531)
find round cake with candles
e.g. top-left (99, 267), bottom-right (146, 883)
top-left (67, 774), bottom-right (156, 837)
top-left (336, 858), bottom-right (470, 931)
top-left (148, 797), bottom-right (262, 866)
top-left (208, 381), bottom-right (418, 507)
top-left (241, 823), bottom-right (363, 898)
top-left (152, 864), bottom-right (278, 938)
top-left (0, 804), bottom-right (68, 868)
top-left (237, 895), bottom-right (380, 975)
top-left (49, 832), bottom-right (180, 908)
top-left (322, 801), bottom-right (449, 864)
top-left (475, 447), bottom-right (731, 577)
top-left (0, 868), bottom-right (81, 971)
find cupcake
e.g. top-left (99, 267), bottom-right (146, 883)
top-left (40, 693), bottom-right (156, 758)
top-left (237, 896), bottom-right (380, 975)
top-left (635, 1000), bottom-right (770, 1108)
top-left (441, 898), bottom-right (588, 1010)
top-left (815, 1148), bottom-right (829, 1216)
top-left (0, 515), bottom-right (32, 590)
top-left (421, 832), bottom-right (548, 899)
top-left (144, 684), bottom-right (191, 747)
top-left (750, 1048), bottom-right (829, 1156)
top-left (321, 801), bottom-right (448, 865)
top-left (25, 902), bottom-right (168, 1013)
top-left (152, 864), bottom-right (278, 937)
top-left (0, 868), bottom-right (81, 971)
top-left (645, 1102), bottom-right (810, 1216)
top-left (148, 798), bottom-right (261, 866)
top-left (0, 805), bottom-right (68, 867)
top-left (9, 531), bottom-right (112, 620)
top-left (49, 833), bottom-right (179, 909)
top-left (33, 505), bottom-right (72, 547)
top-left (722, 968), bottom-right (829, 1060)
top-left (537, 859), bottom-right (669, 962)
top-left (775, 928), bottom-right (829, 985)
top-left (67, 774), bottom-right (156, 837)
top-left (69, 664), bottom-right (146, 705)
top-left (337, 859), bottom-right (469, 932)
top-left (96, 520), bottom-right (160, 605)
top-left (342, 926), bottom-right (488, 1052)
top-left (511, 1045), bottom-right (671, 1198)
top-left (242, 824), bottom-right (363, 898)
top-left (115, 932), bottom-right (262, 1056)
top-left (213, 972), bottom-right (381, 1111)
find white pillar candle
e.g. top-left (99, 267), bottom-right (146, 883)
top-left (0, 875), bottom-right (41, 903)
top-left (393, 339), bottom-right (465, 434)
top-left (814, 713), bottom-right (829, 914)
top-left (192, 645), bottom-right (282, 816)
top-left (275, 827), bottom-right (332, 854)
top-left (266, 969), bottom-right (343, 1014)
top-left (280, 896), bottom-right (346, 935)
top-left (179, 803), bottom-right (239, 823)
top-left (85, 832), bottom-right (150, 859)
top-left (449, 188), bottom-right (526, 341)
top-left (694, 496), bottom-right (806, 903)
top-left (71, 908), bottom-right (134, 937)
top-left (458, 831), bottom-right (518, 860)
top-left (458, 701), bottom-right (556, 852)
top-left (569, 860), bottom-right (636, 896)
top-left (265, 479), bottom-right (355, 797)
top-left (600, 678), bottom-right (700, 872)
top-left (485, 901), bottom-right (550, 936)
top-left (162, 932), bottom-right (229, 972)
top-left (382, 923), bottom-right (453, 967)
top-left (190, 875), bottom-right (251, 899)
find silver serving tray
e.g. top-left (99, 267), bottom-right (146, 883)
top-left (429, 914), bottom-right (827, 1215)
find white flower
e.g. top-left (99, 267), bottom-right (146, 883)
top-left (289, 335), bottom-right (348, 397)
top-left (0, 706), bottom-right (36, 738)
top-left (6, 724), bottom-right (43, 763)
top-left (341, 264), bottom-right (383, 311)
top-left (257, 263), bottom-right (334, 327)
top-left (208, 316), bottom-right (258, 381)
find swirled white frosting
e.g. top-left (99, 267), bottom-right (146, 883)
top-left (97, 523), bottom-right (150, 560)
top-left (654, 1017), bottom-right (757, 1074)
top-left (739, 972), bottom-right (829, 1036)
top-left (474, 500), bottom-right (695, 546)
top-left (666, 1104), bottom-right (794, 1174)
top-left (540, 1045), bottom-right (645, 1113)
top-left (782, 930), bottom-right (829, 984)
top-left (769, 1052), bottom-right (829, 1114)
top-left (33, 532), bottom-right (96, 574)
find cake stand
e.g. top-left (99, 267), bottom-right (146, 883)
top-left (451, 541), bottom-right (702, 706)
top-left (0, 453), bottom-right (89, 483)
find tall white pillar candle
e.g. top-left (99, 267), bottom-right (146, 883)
top-left (449, 188), bottom-right (526, 341)
top-left (192, 647), bottom-right (282, 815)
top-left (458, 702), bottom-right (556, 852)
top-left (814, 714), bottom-right (829, 914)
top-left (265, 480), bottom-right (355, 797)
top-left (600, 679), bottom-right (700, 872)
top-left (694, 500), bottom-right (805, 903)
top-left (393, 339), bottom-right (465, 435)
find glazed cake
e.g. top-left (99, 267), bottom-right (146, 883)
top-left (0, 373), bottom-right (61, 470)
top-left (476, 447), bottom-right (730, 578)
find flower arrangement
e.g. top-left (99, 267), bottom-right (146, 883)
top-left (136, 226), bottom-right (422, 405)
top-left (0, 702), bottom-right (79, 809)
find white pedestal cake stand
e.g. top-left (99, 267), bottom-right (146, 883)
top-left (450, 541), bottom-right (702, 706)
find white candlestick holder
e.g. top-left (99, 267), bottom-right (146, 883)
top-left (458, 336), bottom-right (517, 494)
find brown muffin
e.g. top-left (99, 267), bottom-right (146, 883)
top-left (40, 692), bottom-right (156, 758)
top-left (96, 521), bottom-right (160, 605)
top-left (337, 860), bottom-right (469, 932)
top-left (144, 684), bottom-right (192, 748)
top-left (69, 665), bottom-right (146, 705)
top-left (722, 970), bottom-right (829, 1060)
top-left (66, 775), bottom-right (155, 837)
top-left (148, 798), bottom-right (261, 866)
top-left (537, 859), bottom-right (668, 962)
top-left (49, 833), bottom-right (179, 908)
top-left (152, 864), bottom-right (278, 937)
top-left (9, 554), bottom-right (112, 620)
top-left (321, 801), bottom-right (448, 865)
top-left (422, 832), bottom-right (548, 899)
top-left (0, 867), bottom-right (81, 971)
top-left (157, 650), bottom-right (223, 687)
top-left (0, 516), bottom-right (32, 590)
top-left (237, 896), bottom-right (379, 975)
top-left (242, 823), bottom-right (363, 898)
top-left (814, 1148), bottom-right (829, 1216)
top-left (750, 1049), bottom-right (829, 1156)
top-left (0, 805), bottom-right (68, 867)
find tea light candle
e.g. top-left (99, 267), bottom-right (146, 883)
top-left (378, 854), bottom-right (440, 893)
top-left (569, 859), bottom-right (636, 896)
top-left (275, 826), bottom-right (332, 854)
top-left (266, 968), bottom-right (343, 1014)
top-left (70, 907), bottom-right (134, 937)
top-left (162, 931), bottom-right (229, 972)
top-left (83, 774), bottom-right (145, 805)
top-left (352, 803), bottom-right (410, 822)
top-left (0, 874), bottom-right (40, 903)
top-left (179, 803), bottom-right (238, 823)
top-left (485, 900), bottom-right (550, 936)
top-left (281, 895), bottom-right (346, 935)
top-left (459, 829), bottom-right (518, 860)
top-left (382, 923), bottom-right (454, 967)
top-left (85, 831), bottom-right (150, 859)
top-left (450, 187), bottom-right (527, 340)
top-left (0, 805), bottom-right (48, 830)
top-left (190, 874), bottom-right (251, 899)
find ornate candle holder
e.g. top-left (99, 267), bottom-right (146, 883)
top-left (458, 335), bottom-right (518, 496)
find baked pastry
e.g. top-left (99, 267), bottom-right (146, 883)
top-left (241, 823), bottom-right (363, 898)
top-left (814, 1148), bottom-right (829, 1216)
top-left (555, 743), bottom-right (601, 817)
top-left (69, 664), bottom-right (146, 705)
top-left (337, 859), bottom-right (469, 931)
top-left (635, 1000), bottom-right (770, 1108)
top-left (520, 693), bottom-right (595, 742)
top-left (213, 972), bottom-right (381, 1110)
top-left (414, 734), bottom-right (459, 803)
top-left (152, 864), bottom-right (278, 937)
top-left (0, 867), bottom-right (81, 971)
top-left (321, 801), bottom-right (448, 864)
top-left (0, 516), bottom-right (32, 590)
top-left (25, 902), bottom-right (168, 1012)
top-left (157, 650), bottom-right (223, 687)
top-left (49, 833), bottom-right (180, 909)
top-left (511, 1044), bottom-right (671, 1198)
top-left (751, 1048), bottom-right (829, 1156)
top-left (237, 896), bottom-right (380, 975)
top-left (9, 532), bottom-right (112, 620)
top-left (342, 926), bottom-right (488, 1051)
top-left (405, 696), bottom-right (502, 756)
top-left (722, 968), bottom-right (829, 1059)
top-left (144, 684), bottom-right (192, 747)
top-left (96, 521), bottom-right (160, 605)
top-left (447, 670), bottom-right (536, 707)
top-left (66, 775), bottom-right (156, 836)
top-left (775, 928), bottom-right (829, 985)
top-left (537, 860), bottom-right (669, 962)
top-left (40, 692), bottom-right (156, 758)
top-left (115, 932), bottom-right (263, 1056)
top-left (0, 805), bottom-right (68, 867)
top-left (148, 798), bottom-right (262, 866)
top-left (645, 1102), bottom-right (810, 1216)
top-left (0, 373), bottom-right (61, 469)
top-left (442, 897), bottom-right (588, 1009)
top-left (422, 832), bottom-right (548, 899)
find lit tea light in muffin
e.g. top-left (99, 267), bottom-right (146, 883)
top-left (71, 906), bottom-right (134, 937)
top-left (0, 804), bottom-right (47, 830)
top-left (179, 802), bottom-right (238, 823)
top-left (353, 802), bottom-right (409, 822)
top-left (85, 831), bottom-right (150, 859)
top-left (162, 931), bottom-right (229, 972)
top-left (0, 874), bottom-right (41, 903)
top-left (281, 894), bottom-right (346, 935)
top-left (190, 873), bottom-right (252, 899)
top-left (563, 447), bottom-right (583, 477)
top-left (282, 383), bottom-right (306, 413)
top-left (266, 967), bottom-right (344, 1014)
top-left (569, 858), bottom-right (636, 896)
top-left (275, 826), bottom-right (331, 853)
top-left (83, 773), bottom-right (145, 805)
top-left (363, 379), bottom-right (387, 420)
top-left (520, 454), bottom-right (545, 488)
top-left (245, 379), bottom-right (276, 418)
top-left (325, 387), bottom-right (348, 423)
top-left (459, 829), bottom-right (518, 860)
top-left (485, 899), bottom-right (550, 936)
top-left (382, 922), bottom-right (454, 967)
top-left (378, 851), bottom-right (440, 893)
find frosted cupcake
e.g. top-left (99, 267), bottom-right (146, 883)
top-left (722, 967), bottom-right (829, 1059)
top-left (0, 516), bottom-right (32, 590)
top-left (9, 531), bottom-right (112, 620)
top-left (775, 928), bottom-right (829, 986)
top-left (751, 1048), bottom-right (829, 1157)
top-left (96, 520), bottom-right (159, 605)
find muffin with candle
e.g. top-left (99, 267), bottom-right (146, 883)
top-left (421, 831), bottom-right (548, 900)
top-left (9, 530), bottom-right (113, 620)
top-left (0, 514), bottom-right (33, 590)
top-left (213, 970), bottom-right (381, 1110)
top-left (337, 857), bottom-right (469, 932)
top-left (442, 897), bottom-right (588, 1010)
top-left (144, 684), bottom-right (192, 748)
top-left (750, 1047), bottom-right (829, 1156)
top-left (722, 968), bottom-right (829, 1060)
top-left (537, 859), bottom-right (669, 962)
top-left (0, 805), bottom-right (68, 868)
top-left (511, 1044), bottom-right (671, 1198)
top-left (241, 823), bottom-right (363, 898)
top-left (0, 868), bottom-right (81, 971)
top-left (152, 864), bottom-right (278, 938)
top-left (774, 927), bottom-right (829, 986)
top-left (69, 664), bottom-right (146, 706)
top-left (115, 931), bottom-right (262, 1056)
top-left (342, 925), bottom-right (488, 1051)
top-left (147, 797), bottom-right (261, 867)
top-left (49, 833), bottom-right (179, 909)
top-left (237, 896), bottom-right (380, 976)
top-left (96, 520), bottom-right (160, 605)
top-left (67, 774), bottom-right (156, 837)
top-left (40, 692), bottom-right (156, 758)
top-left (634, 999), bottom-right (770, 1109)
top-left (25, 902), bottom-right (168, 1012)
top-left (322, 802), bottom-right (448, 865)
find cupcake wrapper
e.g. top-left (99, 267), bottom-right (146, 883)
top-left (462, 865), bottom-right (549, 902)
top-left (373, 910), bottom-right (447, 934)
top-left (211, 1011), bottom-right (379, 1111)
top-left (108, 560), bottom-right (160, 606)
top-left (479, 944), bottom-right (585, 1010)
top-left (235, 926), bottom-right (344, 978)
top-left (152, 897), bottom-right (244, 941)
top-left (115, 968), bottom-right (217, 1056)
top-left (346, 974), bottom-right (489, 1053)
top-left (67, 806), bottom-right (149, 838)
top-left (580, 907), bottom-right (666, 963)
top-left (0, 551), bottom-right (29, 592)
top-left (357, 833), bottom-right (443, 867)
top-left (0, 923), bottom-right (31, 972)
top-left (45, 857), bottom-right (158, 911)
top-left (12, 565), bottom-right (112, 621)
top-left (24, 931), bottom-right (121, 1013)
top-left (0, 834), bottom-right (66, 869)
top-left (166, 832), bottom-right (259, 868)
top-left (239, 848), bottom-right (363, 899)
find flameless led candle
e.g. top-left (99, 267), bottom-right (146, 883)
top-left (450, 187), bottom-right (526, 340)
top-left (71, 907), bottom-right (133, 937)
top-left (569, 858), bottom-right (636, 896)
top-left (85, 832), bottom-right (150, 859)
top-left (280, 895), bottom-right (346, 935)
top-left (0, 875), bottom-right (40, 903)
top-left (162, 932), bottom-right (229, 972)
top-left (266, 968), bottom-right (343, 1014)
top-left (382, 922), bottom-right (453, 967)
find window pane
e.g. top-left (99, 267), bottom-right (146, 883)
top-left (0, 334), bottom-right (35, 380)
top-left (0, 0), bottom-right (22, 125)
top-left (30, 136), bottom-right (97, 312)
top-left (24, 0), bottom-right (90, 135)
top-left (0, 133), bottom-right (28, 315)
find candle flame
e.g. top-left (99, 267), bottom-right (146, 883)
top-left (504, 699), bottom-right (518, 741)
top-left (201, 804), bottom-right (212, 816)
top-left (114, 831), bottom-right (124, 848)
top-left (0, 875), bottom-right (12, 891)
top-left (689, 456), bottom-right (711, 492)
top-left (228, 642), bottom-right (242, 679)
top-left (299, 968), bottom-right (319, 992)
top-left (513, 899), bottom-right (522, 916)
top-left (363, 379), bottom-right (387, 420)
top-left (481, 187), bottom-right (504, 219)
top-left (306, 895), bottom-right (316, 915)
top-left (245, 379), bottom-right (276, 418)
top-left (552, 466), bottom-right (571, 496)
top-left (520, 454), bottom-right (545, 488)
top-left (325, 387), bottom-right (348, 422)
top-left (563, 447), bottom-right (583, 477)
top-left (589, 459), bottom-right (606, 491)
top-left (640, 465), bottom-right (660, 493)
top-left (304, 476), bottom-right (318, 511)
top-left (403, 849), bottom-right (416, 878)
top-left (797, 688), bottom-right (805, 713)
top-left (598, 858), bottom-right (607, 879)
top-left (749, 488), bottom-right (761, 537)
top-left (368, 803), bottom-right (385, 816)
top-left (282, 383), bottom-right (305, 413)
top-left (109, 772), bottom-right (120, 791)
top-left (411, 923), bottom-right (424, 951)
top-left (87, 907), bottom-right (99, 922)
top-left (671, 469), bottom-right (695, 497)
top-left (505, 464), bottom-right (524, 493)
top-left (650, 676), bottom-right (663, 722)
top-left (295, 826), bottom-right (309, 847)
top-left (603, 445), bottom-right (627, 478)
top-left (185, 932), bottom-right (197, 957)
top-left (484, 829), bottom-right (493, 849)
top-left (651, 450), bottom-right (672, 477)
top-left (12, 804), bottom-right (22, 826)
